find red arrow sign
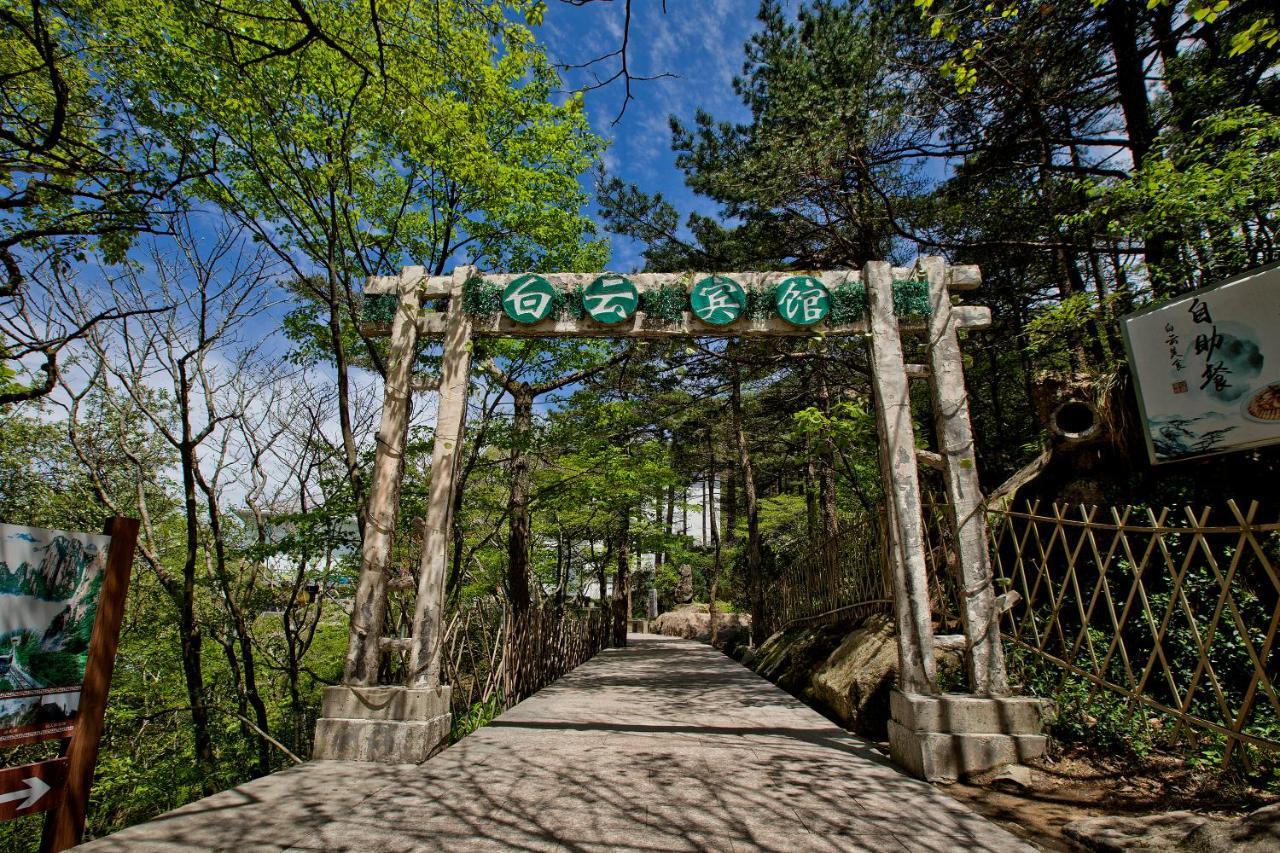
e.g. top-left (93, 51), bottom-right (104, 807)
top-left (0, 758), bottom-right (66, 822)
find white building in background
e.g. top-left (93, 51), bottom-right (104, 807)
top-left (578, 577), bottom-right (611, 600)
top-left (637, 476), bottom-right (722, 546)
top-left (233, 507), bottom-right (358, 603)
top-left (541, 477), bottom-right (724, 603)
top-left (674, 477), bottom-right (722, 547)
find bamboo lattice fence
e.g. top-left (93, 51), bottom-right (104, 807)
top-left (437, 601), bottom-right (611, 716)
top-left (989, 500), bottom-right (1280, 767)
top-left (438, 597), bottom-right (507, 716)
top-left (762, 513), bottom-right (891, 634)
top-left (922, 498), bottom-right (965, 634)
top-left (502, 606), bottom-right (612, 706)
top-left (760, 494), bottom-right (1280, 768)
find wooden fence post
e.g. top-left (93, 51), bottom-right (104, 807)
top-left (865, 261), bottom-right (937, 694)
top-left (41, 516), bottom-right (138, 852)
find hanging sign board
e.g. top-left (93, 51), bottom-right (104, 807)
top-left (0, 518), bottom-right (137, 851)
top-left (1122, 263), bottom-right (1280, 464)
top-left (0, 524), bottom-right (112, 747)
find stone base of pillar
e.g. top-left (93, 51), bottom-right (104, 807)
top-left (887, 689), bottom-right (1050, 782)
top-left (312, 685), bottom-right (451, 763)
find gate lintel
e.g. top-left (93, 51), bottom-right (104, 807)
top-left (315, 258), bottom-right (1023, 771)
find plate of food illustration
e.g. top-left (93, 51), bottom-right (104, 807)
top-left (1242, 381), bottom-right (1280, 423)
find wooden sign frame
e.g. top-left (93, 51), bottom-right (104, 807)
top-left (17, 516), bottom-right (139, 852)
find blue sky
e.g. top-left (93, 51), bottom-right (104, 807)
top-left (38, 3), bottom-right (782, 400)
top-left (540, 1), bottom-right (777, 272)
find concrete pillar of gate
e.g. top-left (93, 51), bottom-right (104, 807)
top-left (338, 273), bottom-right (421, 688)
top-left (887, 691), bottom-right (1052, 781)
top-left (919, 256), bottom-right (1008, 696)
top-left (407, 266), bottom-right (474, 690)
top-left (315, 267), bottom-right (474, 763)
top-left (864, 261), bottom-right (937, 696)
top-left (879, 259), bottom-right (1048, 782)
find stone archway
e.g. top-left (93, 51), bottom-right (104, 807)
top-left (313, 259), bottom-right (1045, 780)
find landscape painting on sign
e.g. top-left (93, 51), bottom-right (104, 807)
top-left (0, 524), bottom-right (111, 745)
top-left (1123, 264), bottom-right (1280, 463)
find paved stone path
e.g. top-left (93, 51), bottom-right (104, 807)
top-left (80, 635), bottom-right (1034, 852)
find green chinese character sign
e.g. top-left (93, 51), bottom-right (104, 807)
top-left (775, 276), bottom-right (830, 326)
top-left (502, 274), bottom-right (557, 324)
top-left (689, 276), bottom-right (746, 326)
top-left (583, 275), bottom-right (639, 325)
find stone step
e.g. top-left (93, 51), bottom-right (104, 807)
top-left (888, 721), bottom-right (1048, 782)
top-left (315, 685), bottom-right (453, 763)
top-left (890, 690), bottom-right (1051, 735)
top-left (320, 684), bottom-right (450, 721)
top-left (313, 715), bottom-right (451, 763)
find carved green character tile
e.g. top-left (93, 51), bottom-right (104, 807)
top-left (775, 276), bottom-right (830, 326)
top-left (502, 274), bottom-right (557, 324)
top-left (690, 276), bottom-right (746, 326)
top-left (583, 274), bottom-right (639, 324)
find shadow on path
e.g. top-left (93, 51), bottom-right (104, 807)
top-left (78, 635), bottom-right (1033, 852)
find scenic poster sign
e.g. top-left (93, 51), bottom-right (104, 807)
top-left (0, 524), bottom-right (111, 746)
top-left (1123, 263), bottom-right (1280, 464)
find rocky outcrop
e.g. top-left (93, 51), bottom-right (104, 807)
top-left (749, 612), bottom-right (966, 738)
top-left (808, 613), bottom-right (899, 737)
top-left (675, 564), bottom-right (693, 604)
top-left (1064, 812), bottom-right (1213, 852)
top-left (652, 604), bottom-right (751, 655)
top-left (1063, 802), bottom-right (1280, 853)
top-left (752, 622), bottom-right (850, 694)
top-left (1182, 802), bottom-right (1280, 851)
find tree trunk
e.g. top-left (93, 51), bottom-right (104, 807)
top-left (507, 386), bottom-right (534, 613)
top-left (327, 273), bottom-right (366, 540)
top-left (556, 526), bottom-right (569, 607)
top-left (215, 631), bottom-right (249, 758)
top-left (701, 478), bottom-right (709, 545)
top-left (612, 512), bottom-right (631, 646)
top-left (449, 391), bottom-right (499, 601)
top-left (1147, 4), bottom-right (1192, 135)
top-left (724, 466), bottom-right (738, 545)
top-left (731, 363), bottom-right (765, 646)
top-left (176, 433), bottom-right (215, 792)
top-left (814, 363), bottom-right (839, 534)
top-left (804, 437), bottom-right (819, 539)
top-left (203, 489), bottom-right (271, 777)
top-left (282, 573), bottom-right (306, 753)
top-left (1103, 0), bottom-right (1168, 284)
top-left (597, 550), bottom-right (609, 610)
top-left (706, 433), bottom-right (722, 646)
top-left (663, 482), bottom-right (676, 570)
